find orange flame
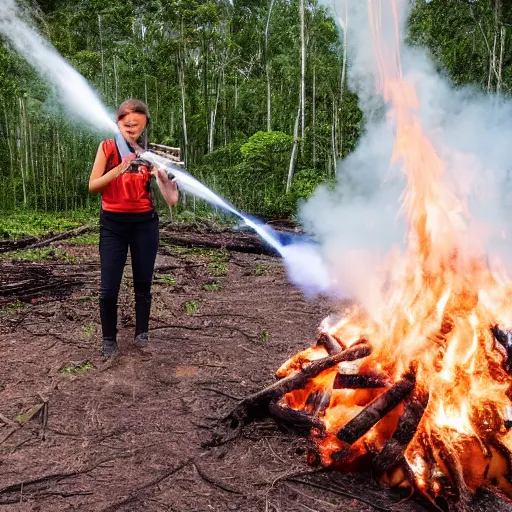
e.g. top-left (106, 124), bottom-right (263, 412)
top-left (277, 0), bottom-right (512, 502)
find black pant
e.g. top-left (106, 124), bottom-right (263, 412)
top-left (99, 211), bottom-right (159, 340)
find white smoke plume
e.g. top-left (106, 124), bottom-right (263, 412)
top-left (0, 0), bottom-right (117, 133)
top-left (302, 0), bottom-right (512, 304)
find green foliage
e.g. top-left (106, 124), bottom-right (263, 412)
top-left (1, 246), bottom-right (79, 262)
top-left (408, 0), bottom-right (512, 93)
top-left (0, 300), bottom-right (25, 317)
top-left (154, 273), bottom-right (176, 285)
top-left (291, 169), bottom-right (329, 200)
top-left (60, 360), bottom-right (95, 375)
top-left (208, 262), bottom-right (227, 277)
top-left (69, 231), bottom-right (100, 245)
top-left (1, 0), bottom-right (355, 218)
top-left (203, 281), bottom-right (221, 291)
top-left (182, 300), bottom-right (200, 313)
top-left (81, 322), bottom-right (96, 339)
top-left (0, 211), bottom-right (95, 239)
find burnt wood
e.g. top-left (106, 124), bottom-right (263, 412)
top-left (268, 401), bottom-right (324, 432)
top-left (316, 332), bottom-right (344, 355)
top-left (336, 370), bottom-right (416, 445)
top-left (373, 392), bottom-right (429, 472)
top-left (491, 325), bottom-right (512, 374)
top-left (333, 372), bottom-right (389, 389)
top-left (305, 390), bottom-right (332, 417)
top-left (226, 343), bottom-right (371, 428)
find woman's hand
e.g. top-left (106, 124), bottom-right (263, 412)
top-left (153, 167), bottom-right (179, 207)
top-left (89, 147), bottom-right (135, 194)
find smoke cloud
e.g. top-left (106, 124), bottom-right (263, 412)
top-left (0, 0), bottom-right (117, 133)
top-left (302, 0), bottom-right (512, 305)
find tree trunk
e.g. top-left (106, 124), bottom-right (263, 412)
top-left (287, 105), bottom-right (301, 193)
top-left (98, 14), bottom-right (106, 93)
top-left (338, 3), bottom-right (348, 157)
top-left (300, 0), bottom-right (306, 141)
top-left (312, 65), bottom-right (316, 166)
top-left (18, 97), bottom-right (27, 207)
top-left (265, 0), bottom-right (276, 132)
top-left (179, 21), bottom-right (189, 166)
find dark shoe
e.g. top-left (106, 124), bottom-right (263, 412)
top-left (101, 337), bottom-right (118, 358)
top-left (133, 332), bottom-right (149, 348)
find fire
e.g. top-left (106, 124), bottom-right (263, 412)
top-left (274, 0), bottom-right (512, 505)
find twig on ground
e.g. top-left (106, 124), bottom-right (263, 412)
top-left (0, 427), bottom-right (18, 445)
top-left (284, 483), bottom-right (337, 509)
top-left (193, 462), bottom-right (244, 495)
top-left (101, 457), bottom-right (195, 511)
top-left (0, 452), bottom-right (136, 496)
top-left (286, 477), bottom-right (391, 512)
top-left (0, 413), bottom-right (17, 428)
top-left (238, 344), bottom-right (257, 355)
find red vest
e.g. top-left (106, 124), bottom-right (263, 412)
top-left (101, 139), bottom-right (153, 213)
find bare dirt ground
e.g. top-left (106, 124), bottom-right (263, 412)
top-left (0, 223), bottom-right (511, 512)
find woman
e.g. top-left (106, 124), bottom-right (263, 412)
top-left (89, 99), bottom-right (179, 357)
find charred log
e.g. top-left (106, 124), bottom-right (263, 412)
top-left (316, 332), bottom-right (344, 355)
top-left (337, 370), bottom-right (416, 445)
top-left (268, 401), bottom-right (324, 432)
top-left (491, 325), bottom-right (512, 374)
top-left (333, 372), bottom-right (389, 390)
top-left (305, 390), bottom-right (332, 417)
top-left (226, 343), bottom-right (371, 428)
top-left (373, 392), bottom-right (429, 472)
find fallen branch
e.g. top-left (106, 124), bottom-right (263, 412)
top-left (0, 236), bottom-right (39, 253)
top-left (269, 401), bottom-right (325, 432)
top-left (160, 231), bottom-right (278, 256)
top-left (25, 225), bottom-right (95, 250)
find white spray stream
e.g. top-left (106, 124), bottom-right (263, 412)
top-left (142, 153), bottom-right (332, 296)
top-left (0, 0), bottom-right (116, 133)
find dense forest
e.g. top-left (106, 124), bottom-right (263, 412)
top-left (0, 0), bottom-right (511, 216)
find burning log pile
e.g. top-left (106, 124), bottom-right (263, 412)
top-left (211, 3), bottom-right (512, 510)
top-left (224, 316), bottom-right (512, 510)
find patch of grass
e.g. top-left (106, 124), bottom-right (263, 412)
top-left (0, 210), bottom-right (97, 240)
top-left (255, 263), bottom-right (268, 276)
top-left (209, 249), bottom-right (229, 263)
top-left (60, 360), bottom-right (95, 376)
top-left (262, 330), bottom-right (270, 341)
top-left (69, 231), bottom-right (99, 245)
top-left (81, 323), bottom-right (96, 339)
top-left (78, 295), bottom-right (96, 303)
top-left (0, 300), bottom-right (24, 316)
top-left (208, 262), bottom-right (227, 277)
top-left (15, 412), bottom-right (30, 424)
top-left (182, 300), bottom-right (200, 313)
top-left (203, 282), bottom-right (221, 291)
top-left (154, 273), bottom-right (176, 285)
top-left (1, 247), bottom-right (79, 263)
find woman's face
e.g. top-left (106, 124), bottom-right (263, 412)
top-left (117, 112), bottom-right (147, 144)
